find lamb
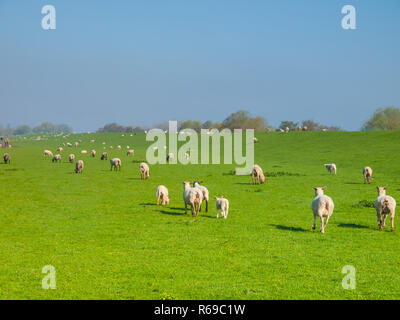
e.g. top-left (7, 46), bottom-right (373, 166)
top-left (66, 142), bottom-right (72, 147)
top-left (127, 149), bottom-right (134, 157)
top-left (167, 153), bottom-right (174, 161)
top-left (374, 187), bottom-right (396, 231)
top-left (110, 158), bottom-right (122, 171)
top-left (253, 137), bottom-right (259, 143)
top-left (52, 154), bottom-right (61, 163)
top-left (182, 182), bottom-right (203, 216)
top-left (324, 163), bottom-right (337, 175)
top-left (68, 154), bottom-right (75, 163)
top-left (57, 147), bottom-right (63, 153)
top-left (81, 150), bottom-right (88, 154)
top-left (279, 128), bottom-right (284, 133)
top-left (311, 187), bottom-right (334, 234)
top-left (193, 181), bottom-right (209, 212)
top-left (117, 145), bottom-right (122, 150)
top-left (363, 166), bottom-right (373, 184)
top-left (285, 127), bottom-right (290, 133)
top-left (184, 153), bottom-right (190, 160)
top-left (91, 150), bottom-right (96, 158)
top-left (75, 160), bottom-right (84, 173)
top-left (3, 153), bottom-right (10, 164)
top-left (139, 162), bottom-right (150, 179)
top-left (156, 185), bottom-right (170, 206)
top-left (101, 152), bottom-right (108, 160)
top-left (215, 196), bottom-right (229, 219)
top-left (252, 164), bottom-right (266, 184)
top-left (44, 150), bottom-right (53, 158)
top-left (74, 142), bottom-right (79, 147)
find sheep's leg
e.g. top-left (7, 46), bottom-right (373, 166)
top-left (320, 216), bottom-right (325, 234)
top-left (184, 203), bottom-right (187, 215)
top-left (391, 214), bottom-right (395, 231)
top-left (156, 195), bottom-right (160, 206)
top-left (216, 209), bottom-right (219, 218)
top-left (324, 215), bottom-right (330, 229)
top-left (364, 175), bottom-right (366, 184)
top-left (312, 215), bottom-right (316, 230)
top-left (225, 208), bottom-right (228, 219)
top-left (382, 214), bottom-right (388, 227)
top-left (206, 200), bottom-right (208, 212)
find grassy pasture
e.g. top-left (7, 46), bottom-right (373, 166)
top-left (1, 131), bottom-right (400, 299)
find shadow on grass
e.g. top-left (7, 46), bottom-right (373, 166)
top-left (234, 182), bottom-right (252, 185)
top-left (128, 177), bottom-right (142, 180)
top-left (269, 224), bottom-right (309, 232)
top-left (159, 210), bottom-right (186, 216)
top-left (140, 203), bottom-right (156, 206)
top-left (337, 223), bottom-right (370, 229)
top-left (344, 182), bottom-right (363, 185)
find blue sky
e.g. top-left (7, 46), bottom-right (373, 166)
top-left (1, 0), bottom-right (399, 131)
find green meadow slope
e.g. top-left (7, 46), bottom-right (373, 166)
top-left (0, 131), bottom-right (400, 299)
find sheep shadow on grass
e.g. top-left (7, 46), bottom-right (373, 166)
top-left (159, 210), bottom-right (186, 216)
top-left (337, 223), bottom-right (370, 229)
top-left (269, 224), bottom-right (309, 232)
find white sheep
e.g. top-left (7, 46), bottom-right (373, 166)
top-left (193, 181), bottom-right (209, 212)
top-left (57, 147), bottom-right (63, 153)
top-left (182, 182), bottom-right (203, 216)
top-left (127, 149), bottom-right (134, 156)
top-left (215, 196), bottom-right (229, 219)
top-left (252, 164), bottom-right (266, 184)
top-left (68, 154), bottom-right (75, 163)
top-left (374, 187), bottom-right (396, 231)
top-left (363, 166), bottom-right (373, 184)
top-left (117, 145), bottom-right (122, 150)
top-left (44, 150), bottom-right (53, 158)
top-left (324, 163), bottom-right (337, 175)
top-left (91, 150), bottom-right (96, 157)
top-left (81, 150), bottom-right (88, 154)
top-left (67, 142), bottom-right (72, 147)
top-left (156, 185), bottom-right (170, 206)
top-left (75, 160), bottom-right (84, 173)
top-left (311, 187), bottom-right (334, 234)
top-left (139, 162), bottom-right (150, 179)
top-left (110, 158), bottom-right (122, 171)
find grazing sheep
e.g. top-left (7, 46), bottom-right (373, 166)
top-left (285, 127), bottom-right (289, 133)
top-left (44, 150), bottom-right (53, 158)
top-left (311, 187), bottom-right (334, 234)
top-left (184, 153), bottom-right (190, 160)
top-left (252, 164), bottom-right (266, 184)
top-left (139, 162), bottom-right (150, 179)
top-left (193, 181), bottom-right (209, 212)
top-left (127, 149), bottom-right (134, 157)
top-left (303, 126), bottom-right (308, 131)
top-left (3, 153), bottom-right (10, 164)
top-left (52, 154), bottom-right (61, 163)
top-left (324, 163), bottom-right (337, 175)
top-left (67, 142), bottom-right (72, 147)
top-left (75, 160), bottom-right (84, 173)
top-left (215, 196), bottom-right (229, 219)
top-left (68, 154), bottom-right (75, 163)
top-left (109, 146), bottom-right (113, 150)
top-left (110, 158), bottom-right (122, 171)
top-left (81, 150), bottom-right (88, 154)
top-left (253, 137), bottom-right (259, 143)
top-left (183, 182), bottom-right (203, 216)
top-left (117, 145), bottom-right (122, 150)
top-left (101, 152), bottom-right (108, 160)
top-left (363, 166), bottom-right (373, 184)
top-left (167, 153), bottom-right (174, 161)
top-left (91, 150), bottom-right (96, 158)
top-left (74, 142), bottom-right (79, 147)
top-left (90, 139), bottom-right (95, 143)
top-left (374, 187), bottom-right (396, 231)
top-left (279, 128), bottom-right (284, 133)
top-left (156, 185), bottom-right (170, 206)
top-left (57, 147), bottom-right (63, 153)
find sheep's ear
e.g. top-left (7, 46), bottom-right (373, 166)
top-left (313, 187), bottom-right (317, 191)
top-left (322, 186), bottom-right (327, 190)
top-left (376, 186), bottom-right (380, 191)
top-left (384, 186), bottom-right (387, 190)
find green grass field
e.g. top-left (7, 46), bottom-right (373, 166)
top-left (1, 131), bottom-right (400, 300)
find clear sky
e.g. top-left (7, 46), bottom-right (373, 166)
top-left (1, 0), bottom-right (399, 132)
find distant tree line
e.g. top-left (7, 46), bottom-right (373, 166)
top-left (362, 106), bottom-right (400, 131)
top-left (278, 120), bottom-right (341, 131)
top-left (0, 122), bottom-right (73, 136)
top-left (97, 123), bottom-right (145, 133)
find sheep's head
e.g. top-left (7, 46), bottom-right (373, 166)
top-left (377, 186), bottom-right (387, 196)
top-left (260, 175), bottom-right (266, 184)
top-left (183, 181), bottom-right (191, 189)
top-left (314, 186), bottom-right (326, 196)
top-left (164, 195), bottom-right (170, 205)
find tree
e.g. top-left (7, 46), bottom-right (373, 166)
top-left (301, 120), bottom-right (322, 131)
top-left (201, 121), bottom-right (213, 129)
top-left (14, 125), bottom-right (32, 135)
top-left (221, 110), bottom-right (271, 132)
top-left (179, 120), bottom-right (202, 132)
top-left (362, 107), bottom-right (400, 131)
top-left (279, 121), bottom-right (298, 131)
